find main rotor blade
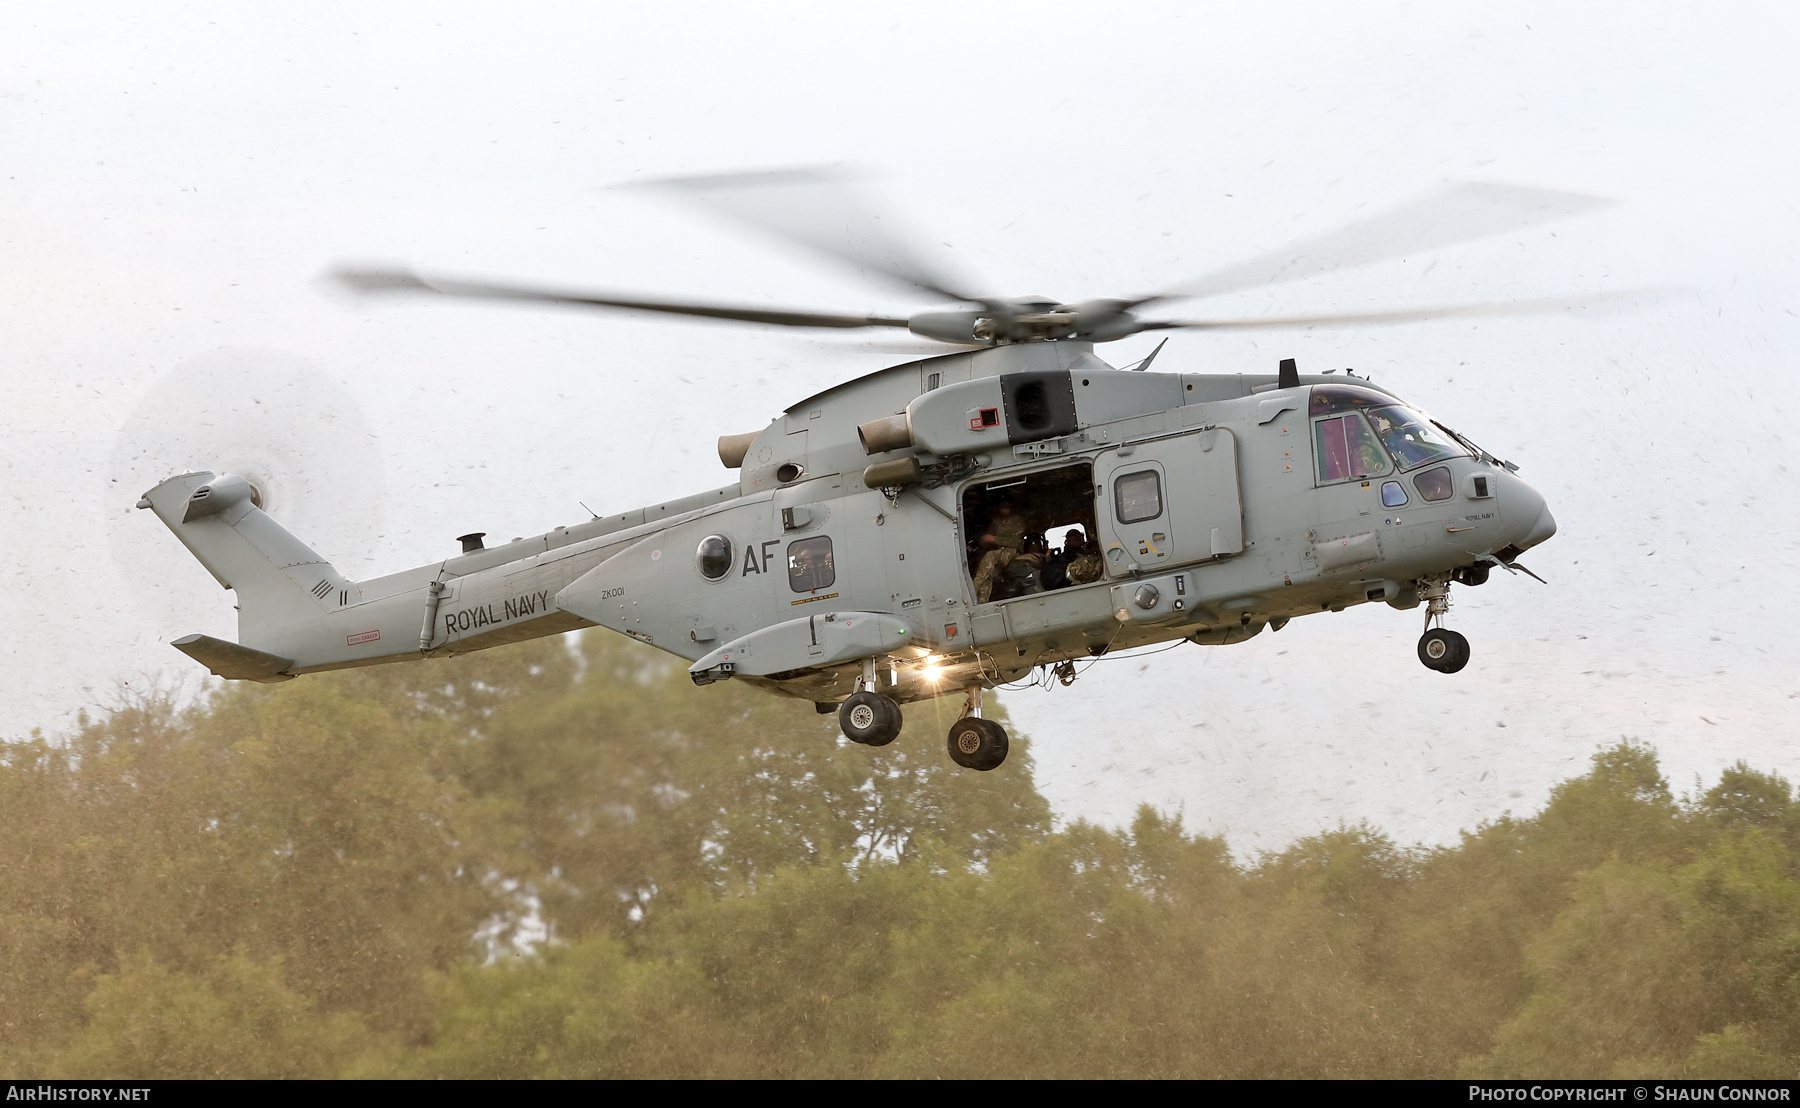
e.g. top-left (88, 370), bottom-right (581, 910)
top-left (792, 336), bottom-right (988, 357)
top-left (1139, 182), bottom-right (1614, 308)
top-left (330, 265), bottom-right (911, 331)
top-left (626, 167), bottom-right (986, 306)
top-left (1143, 288), bottom-right (1667, 331)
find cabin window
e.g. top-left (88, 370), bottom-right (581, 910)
top-left (1366, 406), bottom-right (1467, 471)
top-left (1413, 465), bottom-right (1454, 502)
top-left (1313, 413), bottom-right (1391, 484)
top-left (695, 534), bottom-right (733, 580)
top-left (1114, 470), bottom-right (1163, 524)
top-left (788, 536), bottom-right (836, 593)
top-left (1380, 481), bottom-right (1409, 508)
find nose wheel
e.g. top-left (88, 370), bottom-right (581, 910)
top-left (1418, 628), bottom-right (1470, 673)
top-left (1415, 577), bottom-right (1471, 673)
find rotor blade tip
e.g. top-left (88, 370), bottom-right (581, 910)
top-left (326, 265), bottom-right (434, 296)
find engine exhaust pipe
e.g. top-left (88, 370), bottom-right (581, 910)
top-left (862, 456), bottom-right (923, 489)
top-left (717, 430), bottom-right (760, 469)
top-left (857, 414), bottom-right (913, 455)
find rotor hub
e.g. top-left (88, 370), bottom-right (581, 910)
top-left (960, 298), bottom-right (1145, 345)
top-left (974, 310), bottom-right (1080, 344)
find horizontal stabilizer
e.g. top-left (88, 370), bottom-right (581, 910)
top-left (171, 633), bottom-right (296, 683)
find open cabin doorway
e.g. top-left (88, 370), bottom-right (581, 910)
top-left (960, 462), bottom-right (1101, 604)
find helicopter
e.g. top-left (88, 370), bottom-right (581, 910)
top-left (137, 172), bottom-right (1593, 771)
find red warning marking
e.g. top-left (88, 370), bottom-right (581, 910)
top-left (347, 630), bottom-right (380, 646)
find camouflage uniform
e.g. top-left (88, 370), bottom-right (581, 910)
top-left (972, 513), bottom-right (1028, 603)
top-left (1065, 550), bottom-right (1105, 585)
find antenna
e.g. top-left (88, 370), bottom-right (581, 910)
top-left (1128, 337), bottom-right (1170, 373)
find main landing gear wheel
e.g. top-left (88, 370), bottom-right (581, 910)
top-left (947, 717), bottom-right (1009, 771)
top-left (839, 691), bottom-right (903, 746)
top-left (1417, 628), bottom-right (1471, 673)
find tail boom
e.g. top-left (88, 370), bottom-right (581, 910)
top-left (139, 471), bottom-right (743, 681)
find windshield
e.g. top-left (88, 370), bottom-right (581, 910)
top-left (1366, 406), bottom-right (1467, 471)
top-left (1433, 419), bottom-right (1510, 469)
top-left (1314, 412), bottom-right (1392, 483)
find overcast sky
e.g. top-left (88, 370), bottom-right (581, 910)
top-left (3, 2), bottom-right (1796, 851)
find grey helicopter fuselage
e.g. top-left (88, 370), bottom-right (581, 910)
top-left (140, 339), bottom-right (1554, 714)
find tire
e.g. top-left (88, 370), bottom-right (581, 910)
top-left (1417, 629), bottom-right (1470, 673)
top-left (868, 695), bottom-right (903, 746)
top-left (946, 717), bottom-right (984, 768)
top-left (946, 717), bottom-right (1009, 771)
top-left (1441, 629), bottom-right (1471, 673)
top-left (839, 691), bottom-right (902, 746)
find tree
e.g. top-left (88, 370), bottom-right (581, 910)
top-left (49, 952), bottom-right (375, 1079)
top-left (14, 639), bottom-right (1800, 1079)
top-left (1467, 830), bottom-right (1800, 1077)
top-left (455, 633), bottom-right (1052, 937)
top-left (411, 934), bottom-right (707, 1079)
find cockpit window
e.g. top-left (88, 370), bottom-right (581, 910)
top-left (1434, 419), bottom-right (1497, 465)
top-left (1313, 412), bottom-right (1392, 484)
top-left (1308, 383), bottom-right (1392, 417)
top-left (1413, 465), bottom-right (1454, 502)
top-left (1366, 406), bottom-right (1467, 471)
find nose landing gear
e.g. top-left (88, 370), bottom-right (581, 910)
top-left (1418, 627), bottom-right (1470, 673)
top-left (1416, 577), bottom-right (1471, 673)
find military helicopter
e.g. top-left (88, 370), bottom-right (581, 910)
top-left (138, 172), bottom-right (1596, 771)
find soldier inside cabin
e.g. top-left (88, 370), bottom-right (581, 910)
top-left (971, 498), bottom-right (1027, 604)
top-left (1063, 529), bottom-right (1104, 585)
top-left (1047, 526), bottom-right (1104, 588)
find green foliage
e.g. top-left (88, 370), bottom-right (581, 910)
top-left (1466, 829), bottom-right (1800, 1077)
top-left (1702, 762), bottom-right (1799, 837)
top-left (6, 632), bottom-right (1800, 1077)
top-left (411, 935), bottom-right (707, 1079)
top-left (50, 952), bottom-right (375, 1079)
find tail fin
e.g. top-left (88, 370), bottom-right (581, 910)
top-left (139, 471), bottom-right (357, 655)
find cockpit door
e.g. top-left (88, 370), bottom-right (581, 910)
top-left (1098, 428), bottom-right (1244, 577)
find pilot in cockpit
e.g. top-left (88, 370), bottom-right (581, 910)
top-left (1352, 427), bottom-right (1390, 479)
